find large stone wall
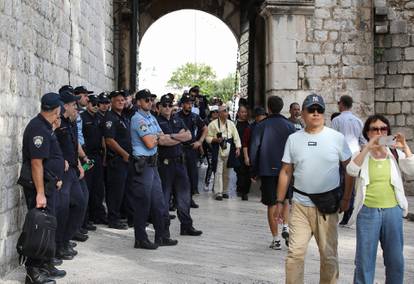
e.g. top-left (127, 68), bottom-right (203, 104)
top-left (0, 0), bottom-right (115, 277)
top-left (374, 0), bottom-right (414, 194)
top-left (261, 0), bottom-right (374, 120)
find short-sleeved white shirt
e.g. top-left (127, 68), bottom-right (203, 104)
top-left (282, 126), bottom-right (352, 206)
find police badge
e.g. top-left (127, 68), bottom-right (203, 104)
top-left (106, 121), bottom-right (113, 129)
top-left (33, 136), bottom-right (44, 148)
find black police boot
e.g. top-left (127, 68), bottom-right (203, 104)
top-left (25, 266), bottom-right (55, 284)
top-left (180, 226), bottom-right (203, 236)
top-left (156, 238), bottom-right (178, 246)
top-left (222, 193), bottom-right (229, 199)
top-left (40, 262), bottom-right (66, 279)
top-left (69, 241), bottom-right (77, 248)
top-left (83, 222), bottom-right (97, 231)
top-left (79, 227), bottom-right (88, 235)
top-left (108, 221), bottom-right (128, 230)
top-left (134, 239), bottom-right (158, 250)
top-left (72, 232), bottom-right (89, 242)
top-left (64, 243), bottom-right (78, 256)
top-left (93, 217), bottom-right (108, 225)
top-left (169, 214), bottom-right (176, 220)
top-left (241, 194), bottom-right (248, 201)
top-left (55, 246), bottom-right (74, 261)
top-left (190, 198), bottom-right (199, 208)
top-left (49, 258), bottom-right (62, 267)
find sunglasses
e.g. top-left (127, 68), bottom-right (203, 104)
top-left (369, 126), bottom-right (388, 132)
top-left (306, 105), bottom-right (325, 114)
top-left (162, 103), bottom-right (173, 108)
top-left (91, 102), bottom-right (98, 107)
top-left (143, 98), bottom-right (152, 103)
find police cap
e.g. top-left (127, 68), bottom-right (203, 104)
top-left (135, 89), bottom-right (153, 100)
top-left (41, 92), bottom-right (63, 111)
top-left (98, 92), bottom-right (110, 103)
top-left (108, 90), bottom-right (128, 99)
top-left (58, 85), bottom-right (74, 95)
top-left (74, 86), bottom-right (93, 94)
top-left (88, 94), bottom-right (99, 104)
top-left (160, 94), bottom-right (173, 105)
top-left (180, 93), bottom-right (193, 104)
top-left (60, 90), bottom-right (80, 104)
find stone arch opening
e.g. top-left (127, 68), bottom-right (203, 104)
top-left (138, 9), bottom-right (239, 97)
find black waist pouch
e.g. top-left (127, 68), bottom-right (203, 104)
top-left (294, 187), bottom-right (342, 215)
top-left (16, 208), bottom-right (57, 263)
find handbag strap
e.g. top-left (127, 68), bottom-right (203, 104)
top-left (293, 187), bottom-right (309, 196)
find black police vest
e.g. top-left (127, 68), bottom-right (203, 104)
top-left (81, 111), bottom-right (103, 155)
top-left (55, 117), bottom-right (79, 168)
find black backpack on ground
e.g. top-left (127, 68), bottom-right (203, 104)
top-left (16, 208), bottom-right (57, 263)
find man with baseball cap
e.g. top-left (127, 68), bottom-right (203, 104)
top-left (103, 90), bottom-right (132, 230)
top-left (275, 93), bottom-right (353, 283)
top-left (21, 92), bottom-right (66, 283)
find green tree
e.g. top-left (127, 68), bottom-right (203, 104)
top-left (211, 73), bottom-right (238, 102)
top-left (167, 63), bottom-right (217, 95)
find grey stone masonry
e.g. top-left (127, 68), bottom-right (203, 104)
top-left (374, 0), bottom-right (414, 195)
top-left (0, 0), bottom-right (115, 277)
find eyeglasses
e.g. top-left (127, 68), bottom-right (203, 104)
top-left (162, 103), bottom-right (173, 108)
top-left (143, 98), bottom-right (151, 103)
top-left (306, 105), bottom-right (325, 114)
top-left (369, 126), bottom-right (388, 133)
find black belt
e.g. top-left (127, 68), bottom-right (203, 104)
top-left (131, 154), bottom-right (158, 166)
top-left (159, 155), bottom-right (185, 165)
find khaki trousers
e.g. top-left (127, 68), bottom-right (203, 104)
top-left (214, 154), bottom-right (229, 195)
top-left (286, 202), bottom-right (339, 284)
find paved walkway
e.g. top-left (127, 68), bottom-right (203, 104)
top-left (3, 170), bottom-right (414, 283)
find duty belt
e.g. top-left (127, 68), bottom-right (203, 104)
top-left (131, 154), bottom-right (158, 167)
top-left (159, 155), bottom-right (185, 165)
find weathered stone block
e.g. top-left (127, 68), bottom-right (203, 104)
top-left (392, 34), bottom-right (410, 47)
top-left (399, 62), bottom-right (414, 74)
top-left (403, 75), bottom-right (413, 87)
top-left (314, 55), bottom-right (325, 65)
top-left (306, 66), bottom-right (330, 78)
top-left (402, 102), bottom-right (411, 113)
top-left (405, 47), bottom-right (414, 60)
top-left (314, 30), bottom-right (328, 42)
top-left (375, 7), bottom-right (388, 16)
top-left (390, 20), bottom-right (407, 34)
top-left (326, 54), bottom-right (340, 65)
top-left (386, 75), bottom-right (403, 88)
top-left (375, 24), bottom-right (389, 35)
top-left (396, 114), bottom-right (406, 126)
top-left (297, 42), bottom-right (321, 54)
top-left (383, 48), bottom-right (402, 61)
top-left (324, 20), bottom-right (341, 31)
top-left (315, 8), bottom-right (330, 19)
top-left (388, 62), bottom-right (400, 75)
top-left (375, 75), bottom-right (385, 88)
top-left (375, 102), bottom-right (386, 113)
top-left (376, 89), bottom-right (394, 101)
top-left (394, 89), bottom-right (414, 101)
top-left (375, 62), bottom-right (387, 74)
top-left (374, 0), bottom-right (386, 7)
top-left (328, 31), bottom-right (338, 41)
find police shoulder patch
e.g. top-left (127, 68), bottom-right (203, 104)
top-left (139, 123), bottom-right (148, 132)
top-left (106, 121), bottom-right (113, 129)
top-left (33, 136), bottom-right (44, 148)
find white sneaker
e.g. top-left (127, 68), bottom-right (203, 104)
top-left (269, 239), bottom-right (281, 250)
top-left (282, 227), bottom-right (289, 247)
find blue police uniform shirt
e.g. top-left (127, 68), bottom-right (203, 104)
top-left (103, 110), bottom-right (132, 155)
top-left (176, 110), bottom-right (205, 144)
top-left (55, 116), bottom-right (79, 168)
top-left (156, 114), bottom-right (188, 159)
top-left (81, 110), bottom-right (103, 155)
top-left (76, 112), bottom-right (85, 145)
top-left (22, 114), bottom-right (65, 180)
top-left (131, 109), bottom-right (161, 156)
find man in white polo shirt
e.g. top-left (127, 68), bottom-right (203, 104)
top-left (275, 93), bottom-right (353, 284)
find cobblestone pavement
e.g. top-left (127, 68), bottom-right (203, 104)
top-left (3, 168), bottom-right (414, 283)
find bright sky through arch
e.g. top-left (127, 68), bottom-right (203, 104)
top-left (138, 9), bottom-right (238, 96)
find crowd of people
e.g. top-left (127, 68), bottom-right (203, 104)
top-left (20, 83), bottom-right (413, 284)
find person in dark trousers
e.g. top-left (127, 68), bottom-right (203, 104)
top-left (81, 94), bottom-right (107, 226)
top-left (157, 94), bottom-right (203, 238)
top-left (234, 105), bottom-right (251, 200)
top-left (176, 93), bottom-right (208, 208)
top-left (55, 90), bottom-right (88, 260)
top-left (249, 96), bottom-right (296, 250)
top-left (128, 89), bottom-right (175, 249)
top-left (103, 90), bottom-right (132, 230)
top-left (22, 92), bottom-right (66, 284)
top-left (203, 105), bottom-right (219, 191)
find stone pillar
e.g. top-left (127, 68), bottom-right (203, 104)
top-left (260, 1), bottom-right (314, 96)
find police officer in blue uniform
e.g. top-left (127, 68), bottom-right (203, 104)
top-left (81, 94), bottom-right (107, 225)
top-left (176, 94), bottom-right (208, 207)
top-left (128, 89), bottom-right (177, 249)
top-left (157, 95), bottom-right (203, 238)
top-left (55, 90), bottom-right (88, 260)
top-left (103, 90), bottom-right (132, 230)
top-left (22, 93), bottom-right (66, 284)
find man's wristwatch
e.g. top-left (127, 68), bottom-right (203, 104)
top-left (276, 200), bottom-right (284, 205)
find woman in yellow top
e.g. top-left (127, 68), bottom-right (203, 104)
top-left (346, 114), bottom-right (414, 284)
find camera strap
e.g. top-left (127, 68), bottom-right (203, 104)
top-left (217, 118), bottom-right (229, 139)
